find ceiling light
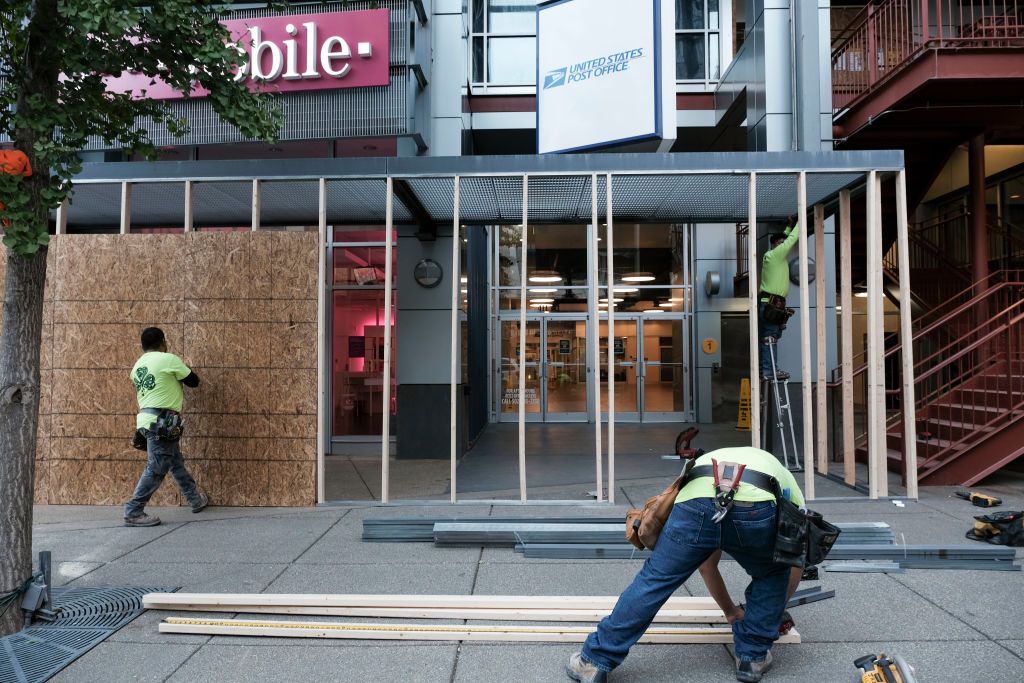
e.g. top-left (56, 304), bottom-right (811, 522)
top-left (460, 276), bottom-right (467, 283)
top-left (659, 302), bottom-right (674, 308)
top-left (529, 270), bottom-right (563, 283)
top-left (644, 309), bottom-right (665, 313)
top-left (530, 298), bottom-right (554, 304)
top-left (529, 287), bottom-right (558, 293)
top-left (529, 302), bottom-right (553, 308)
top-left (622, 272), bottom-right (656, 282)
top-left (460, 288), bottom-right (467, 294)
top-left (1010, 194), bottom-right (1021, 199)
top-left (599, 297), bottom-right (624, 303)
top-left (855, 291), bottom-right (869, 298)
top-left (613, 286), bottom-right (639, 293)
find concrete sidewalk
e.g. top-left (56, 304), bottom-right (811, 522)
top-left (30, 476), bottom-right (1024, 683)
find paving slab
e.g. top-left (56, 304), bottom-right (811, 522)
top-left (452, 643), bottom-right (737, 683)
top-left (891, 569), bottom-right (1024, 640)
top-left (265, 561), bottom-right (478, 596)
top-left (49, 642), bottom-right (202, 683)
top-left (53, 561), bottom-right (104, 585)
top-left (69, 560), bottom-right (288, 593)
top-left (32, 521), bottom-right (186, 566)
top-left (473, 561), bottom-right (691, 598)
top-left (297, 515), bottom-right (483, 565)
top-left (168, 643), bottom-right (458, 683)
top-left (998, 640), bottom-right (1024, 658)
top-left (119, 513), bottom-right (344, 564)
top-left (107, 608), bottom-right (223, 645)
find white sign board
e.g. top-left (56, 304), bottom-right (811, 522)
top-left (537, 0), bottom-right (675, 154)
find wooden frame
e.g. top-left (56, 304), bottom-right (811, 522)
top-left (814, 204), bottom-right (827, 475)
top-left (796, 172), bottom-right (814, 499)
top-left (382, 178), bottom-right (394, 502)
top-left (450, 176), bottom-right (461, 503)
top-left (895, 169), bottom-right (918, 498)
top-left (865, 171), bottom-right (887, 498)
top-left (316, 178), bottom-right (327, 504)
top-left (605, 173), bottom-right (615, 504)
top-left (839, 190), bottom-right (855, 485)
top-left (747, 173), bottom-right (760, 446)
top-left (55, 198), bottom-right (68, 235)
top-left (160, 617), bottom-right (801, 644)
top-left (119, 181), bottom-right (132, 234)
top-left (518, 175), bottom-right (528, 501)
top-left (589, 174), bottom-right (603, 501)
top-left (184, 180), bottom-right (194, 233)
top-left (251, 178), bottom-right (261, 231)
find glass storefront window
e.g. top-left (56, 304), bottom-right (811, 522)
top-left (675, 0), bottom-right (720, 83)
top-left (487, 0), bottom-right (536, 33)
top-left (470, 0), bottom-right (537, 87)
top-left (487, 36), bottom-right (536, 85)
top-left (600, 223), bottom-right (688, 288)
top-left (332, 245), bottom-right (397, 286)
top-left (497, 224), bottom-right (590, 287)
top-left (676, 33), bottom-right (706, 80)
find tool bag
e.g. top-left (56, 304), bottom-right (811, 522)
top-left (966, 510), bottom-right (1024, 547)
top-left (760, 293), bottom-right (789, 325)
top-left (625, 461), bottom-right (695, 550)
top-left (141, 408), bottom-right (184, 442)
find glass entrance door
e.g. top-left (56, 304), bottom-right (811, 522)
top-left (500, 317), bottom-right (587, 421)
top-left (600, 316), bottom-right (691, 422)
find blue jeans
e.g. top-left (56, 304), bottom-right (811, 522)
top-left (124, 429), bottom-right (200, 518)
top-left (758, 302), bottom-right (784, 377)
top-left (581, 498), bottom-right (790, 670)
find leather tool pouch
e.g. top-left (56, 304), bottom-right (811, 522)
top-left (773, 496), bottom-right (809, 567)
top-left (131, 429), bottom-right (148, 451)
top-left (761, 293), bottom-right (789, 325)
top-left (625, 461), bottom-right (695, 550)
top-left (154, 411), bottom-right (184, 442)
top-left (805, 509), bottom-right (841, 565)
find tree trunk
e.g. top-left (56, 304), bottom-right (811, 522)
top-left (0, 248), bottom-right (47, 636)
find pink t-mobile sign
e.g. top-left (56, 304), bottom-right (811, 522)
top-left (107, 10), bottom-right (390, 100)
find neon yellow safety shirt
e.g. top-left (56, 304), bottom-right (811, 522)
top-left (130, 351), bottom-right (192, 429)
top-left (759, 226), bottom-right (799, 298)
top-left (675, 447), bottom-right (805, 506)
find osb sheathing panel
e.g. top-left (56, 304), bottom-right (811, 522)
top-left (37, 232), bottom-right (318, 507)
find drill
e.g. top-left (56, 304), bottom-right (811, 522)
top-left (955, 490), bottom-right (1002, 507)
top-left (854, 653), bottom-right (917, 683)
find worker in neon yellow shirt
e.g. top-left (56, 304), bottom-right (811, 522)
top-left (123, 327), bottom-right (209, 526)
top-left (569, 447), bottom-right (804, 683)
top-left (758, 224), bottom-right (799, 380)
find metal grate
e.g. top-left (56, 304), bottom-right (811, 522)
top-left (0, 586), bottom-right (175, 683)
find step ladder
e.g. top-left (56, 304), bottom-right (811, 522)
top-left (760, 337), bottom-right (802, 471)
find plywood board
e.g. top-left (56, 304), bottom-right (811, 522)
top-left (270, 232), bottom-right (318, 300)
top-left (267, 461), bottom-right (316, 506)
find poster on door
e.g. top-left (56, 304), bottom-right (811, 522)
top-left (558, 339), bottom-right (571, 355)
top-left (613, 338), bottom-right (625, 356)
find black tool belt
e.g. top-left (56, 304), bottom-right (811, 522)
top-left (141, 408), bottom-right (184, 442)
top-left (684, 464), bottom-right (781, 498)
top-left (759, 292), bottom-right (790, 325)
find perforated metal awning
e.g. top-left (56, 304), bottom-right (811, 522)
top-left (66, 150), bottom-right (903, 228)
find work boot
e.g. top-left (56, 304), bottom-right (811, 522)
top-left (124, 513), bottom-right (161, 527)
top-left (778, 610), bottom-right (795, 636)
top-left (735, 651), bottom-right (773, 682)
top-left (191, 491), bottom-right (210, 513)
top-left (761, 369), bottom-right (790, 381)
top-left (566, 652), bottom-right (608, 682)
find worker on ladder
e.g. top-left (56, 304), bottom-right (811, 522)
top-left (758, 221), bottom-right (799, 381)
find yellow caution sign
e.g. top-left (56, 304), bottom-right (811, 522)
top-left (736, 378), bottom-right (751, 431)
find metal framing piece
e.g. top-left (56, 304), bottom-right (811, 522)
top-left (747, 173), bottom-right (760, 445)
top-left (605, 173), bottom-right (615, 503)
top-left (839, 189), bottom-right (855, 485)
top-left (895, 169), bottom-right (919, 499)
top-left (519, 175), bottom-right (528, 501)
top-left (450, 177), bottom-right (461, 503)
top-left (814, 204), bottom-right (827, 475)
top-left (797, 172), bottom-right (814, 499)
top-left (251, 179), bottom-right (260, 231)
top-left (382, 178), bottom-right (394, 503)
top-left (589, 174), bottom-right (603, 501)
top-left (317, 178), bottom-right (327, 504)
top-left (866, 171), bottom-right (887, 498)
top-left (119, 181), bottom-right (131, 234)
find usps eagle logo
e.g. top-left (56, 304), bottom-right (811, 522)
top-left (543, 67), bottom-right (567, 89)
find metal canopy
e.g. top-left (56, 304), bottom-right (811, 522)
top-left (66, 151), bottom-right (902, 227)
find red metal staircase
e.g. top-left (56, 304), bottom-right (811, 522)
top-left (833, 270), bottom-right (1024, 486)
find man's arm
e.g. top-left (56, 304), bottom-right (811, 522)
top-left (182, 372), bottom-right (200, 388)
top-left (767, 225), bottom-right (800, 262)
top-left (697, 550), bottom-right (744, 624)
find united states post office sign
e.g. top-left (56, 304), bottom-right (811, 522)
top-left (537, 0), bottom-right (675, 154)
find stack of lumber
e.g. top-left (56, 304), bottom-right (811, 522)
top-left (144, 592), bottom-right (805, 643)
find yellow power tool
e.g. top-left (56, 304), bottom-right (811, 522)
top-left (854, 653), bottom-right (919, 683)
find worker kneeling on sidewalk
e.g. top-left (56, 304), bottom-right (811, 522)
top-left (567, 447), bottom-right (804, 683)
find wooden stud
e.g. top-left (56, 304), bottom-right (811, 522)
top-left (160, 617), bottom-right (801, 644)
top-left (865, 171), bottom-right (886, 498)
top-left (119, 181), bottom-right (132, 234)
top-left (316, 178), bottom-right (327, 504)
top-left (184, 180), bottom-right (194, 233)
top-left (895, 169), bottom-right (919, 499)
top-left (839, 190), bottom-right (855, 486)
top-left (144, 593), bottom-right (722, 612)
top-left (606, 172), bottom-right (615, 504)
top-left (55, 198), bottom-right (68, 235)
top-left (814, 204), bottom-right (827, 475)
top-left (797, 172), bottom-right (815, 500)
top-left (747, 173), bottom-right (760, 446)
top-left (251, 179), bottom-right (261, 231)
top-left (450, 176), bottom-right (461, 503)
top-left (519, 175), bottom-right (529, 502)
top-left (382, 178), bottom-right (394, 503)
top-left (590, 174), bottom-right (603, 501)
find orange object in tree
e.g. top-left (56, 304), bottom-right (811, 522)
top-left (0, 149), bottom-right (33, 225)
